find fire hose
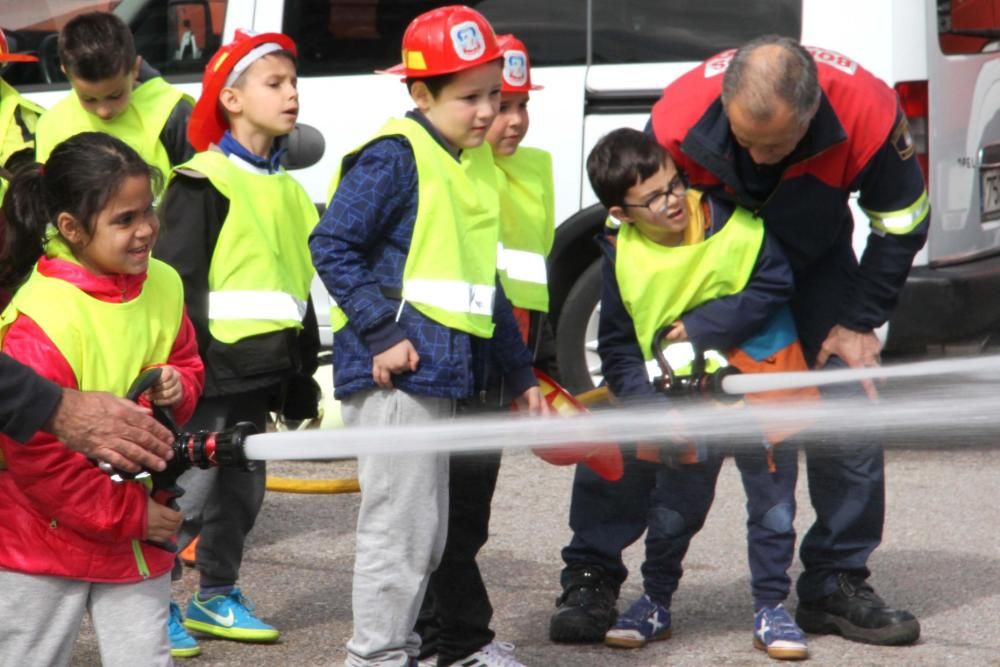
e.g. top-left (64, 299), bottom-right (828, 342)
top-left (113, 353), bottom-right (1000, 517)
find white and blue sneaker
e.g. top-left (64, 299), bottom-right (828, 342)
top-left (183, 587), bottom-right (280, 643)
top-left (604, 594), bottom-right (672, 648)
top-left (753, 604), bottom-right (809, 660)
top-left (169, 601), bottom-right (201, 658)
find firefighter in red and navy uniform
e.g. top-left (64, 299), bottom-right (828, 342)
top-left (549, 36), bottom-right (927, 648)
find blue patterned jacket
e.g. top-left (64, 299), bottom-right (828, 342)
top-left (310, 111), bottom-right (535, 401)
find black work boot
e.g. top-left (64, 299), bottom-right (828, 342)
top-left (549, 566), bottom-right (618, 643)
top-left (796, 573), bottom-right (920, 646)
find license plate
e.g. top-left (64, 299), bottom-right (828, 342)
top-left (981, 166), bottom-right (1000, 222)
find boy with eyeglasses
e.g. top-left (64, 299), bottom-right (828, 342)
top-left (581, 127), bottom-right (815, 660)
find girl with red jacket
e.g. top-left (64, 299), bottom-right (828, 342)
top-left (0, 132), bottom-right (204, 667)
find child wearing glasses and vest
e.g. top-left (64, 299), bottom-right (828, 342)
top-left (155, 30), bottom-right (319, 658)
top-left (0, 132), bottom-right (203, 667)
top-left (309, 7), bottom-right (546, 667)
top-left (585, 128), bottom-right (817, 660)
top-left (34, 11), bottom-right (194, 181)
top-left (411, 34), bottom-right (555, 667)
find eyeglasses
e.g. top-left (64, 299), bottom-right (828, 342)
top-left (623, 174), bottom-right (687, 215)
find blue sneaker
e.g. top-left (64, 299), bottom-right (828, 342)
top-left (169, 601), bottom-right (201, 658)
top-left (754, 604), bottom-right (809, 660)
top-left (183, 587), bottom-right (280, 643)
top-left (604, 594), bottom-right (671, 648)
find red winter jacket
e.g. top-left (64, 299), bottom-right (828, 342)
top-left (650, 47), bottom-right (928, 339)
top-left (0, 254), bottom-right (203, 582)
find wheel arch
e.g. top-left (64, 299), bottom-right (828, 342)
top-left (548, 203), bottom-right (608, 329)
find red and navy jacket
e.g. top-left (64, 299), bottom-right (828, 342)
top-left (650, 47), bottom-right (928, 340)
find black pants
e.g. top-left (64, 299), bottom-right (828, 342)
top-left (415, 450), bottom-right (502, 665)
top-left (175, 389), bottom-right (270, 588)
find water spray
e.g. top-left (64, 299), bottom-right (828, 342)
top-left (235, 354), bottom-right (1000, 462)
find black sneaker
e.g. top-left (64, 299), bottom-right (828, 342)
top-left (549, 566), bottom-right (618, 643)
top-left (796, 573), bottom-right (920, 646)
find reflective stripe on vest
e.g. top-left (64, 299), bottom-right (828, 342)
top-left (494, 147), bottom-right (554, 312)
top-left (616, 203), bottom-right (764, 361)
top-left (0, 80), bottom-right (43, 202)
top-left (497, 243), bottom-right (547, 284)
top-left (174, 150), bottom-right (318, 344)
top-left (0, 238), bottom-right (183, 395)
top-left (35, 77), bottom-right (190, 183)
top-left (209, 290), bottom-right (308, 321)
top-left (327, 117), bottom-right (500, 338)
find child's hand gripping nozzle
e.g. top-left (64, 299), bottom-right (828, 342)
top-left (112, 368), bottom-right (257, 552)
top-left (639, 327), bottom-right (745, 464)
top-left (650, 326), bottom-right (742, 402)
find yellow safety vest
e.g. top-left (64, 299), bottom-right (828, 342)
top-left (0, 80), bottom-right (43, 201)
top-left (34, 77), bottom-right (191, 182)
top-left (0, 237), bottom-right (182, 395)
top-left (328, 117), bottom-right (500, 338)
top-left (615, 198), bottom-right (764, 362)
top-left (174, 150), bottom-right (318, 344)
top-left (494, 146), bottom-right (554, 312)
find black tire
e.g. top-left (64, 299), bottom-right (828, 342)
top-left (555, 259), bottom-right (602, 394)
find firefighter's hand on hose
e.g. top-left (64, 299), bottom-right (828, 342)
top-left (666, 321), bottom-right (688, 343)
top-left (47, 389), bottom-right (173, 473)
top-left (372, 339), bottom-right (420, 388)
top-left (816, 324), bottom-right (882, 400)
top-left (145, 365), bottom-right (183, 407)
top-left (145, 497), bottom-right (182, 543)
top-left (515, 386), bottom-right (551, 416)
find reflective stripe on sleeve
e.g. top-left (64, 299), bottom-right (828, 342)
top-left (403, 279), bottom-right (496, 316)
top-left (209, 290), bottom-right (307, 321)
top-left (863, 190), bottom-right (929, 235)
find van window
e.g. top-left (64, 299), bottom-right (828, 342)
top-left (592, 0), bottom-right (802, 64)
top-left (2, 0), bottom-right (228, 88)
top-left (938, 0), bottom-right (1000, 55)
top-left (282, 0), bottom-right (587, 76)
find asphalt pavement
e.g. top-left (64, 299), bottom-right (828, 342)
top-left (71, 438), bottom-right (1000, 666)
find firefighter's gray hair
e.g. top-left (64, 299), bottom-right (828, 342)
top-left (721, 35), bottom-right (821, 126)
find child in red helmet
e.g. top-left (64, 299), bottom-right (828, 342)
top-left (0, 27), bottom-right (45, 309)
top-left (309, 6), bottom-right (546, 667)
top-left (156, 29), bottom-right (319, 658)
top-left (413, 33), bottom-right (556, 667)
top-left (0, 28), bottom-right (43, 202)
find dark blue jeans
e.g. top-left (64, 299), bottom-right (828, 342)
top-left (644, 445), bottom-right (798, 609)
top-left (560, 357), bottom-right (885, 602)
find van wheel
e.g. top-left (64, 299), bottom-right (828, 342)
top-left (555, 259), bottom-right (603, 394)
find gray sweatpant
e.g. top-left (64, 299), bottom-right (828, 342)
top-left (343, 389), bottom-right (454, 667)
top-left (0, 570), bottom-right (172, 667)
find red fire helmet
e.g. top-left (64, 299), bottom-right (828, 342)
top-left (0, 28), bottom-right (38, 63)
top-left (381, 5), bottom-right (501, 79)
top-left (497, 34), bottom-right (542, 93)
top-left (187, 29), bottom-right (298, 151)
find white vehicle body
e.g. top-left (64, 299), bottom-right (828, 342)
top-left (8, 0), bottom-right (1000, 390)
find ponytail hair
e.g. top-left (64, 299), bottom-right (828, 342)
top-left (0, 164), bottom-right (48, 291)
top-left (0, 132), bottom-right (160, 291)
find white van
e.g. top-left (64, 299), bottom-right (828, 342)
top-left (7, 0), bottom-right (1000, 392)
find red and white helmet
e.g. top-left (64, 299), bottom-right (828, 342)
top-left (381, 5), bottom-right (501, 79)
top-left (188, 29), bottom-right (297, 151)
top-left (0, 28), bottom-right (38, 63)
top-left (497, 34), bottom-right (542, 93)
